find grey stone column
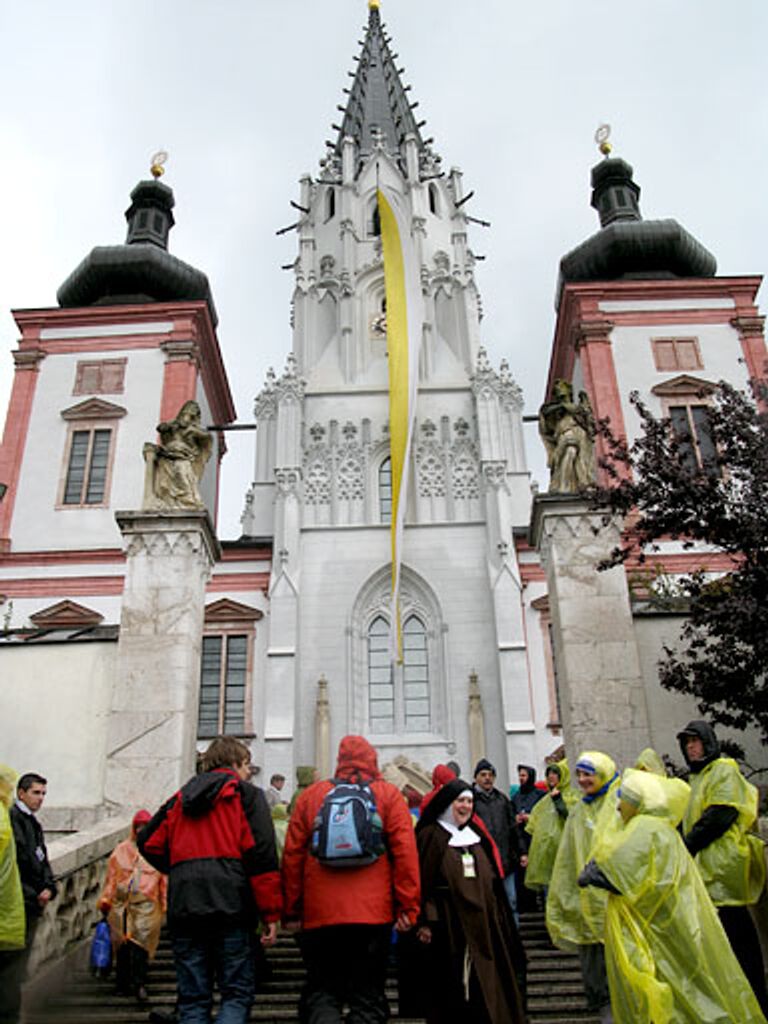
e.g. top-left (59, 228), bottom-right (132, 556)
top-left (530, 495), bottom-right (650, 765)
top-left (104, 510), bottom-right (220, 812)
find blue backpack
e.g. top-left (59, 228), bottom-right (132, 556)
top-left (310, 779), bottom-right (386, 868)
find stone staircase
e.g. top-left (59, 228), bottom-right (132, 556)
top-left (27, 913), bottom-right (599, 1023)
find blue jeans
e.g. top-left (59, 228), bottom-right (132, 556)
top-left (503, 872), bottom-right (519, 926)
top-left (171, 925), bottom-right (255, 1024)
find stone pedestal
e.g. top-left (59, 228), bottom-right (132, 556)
top-left (104, 510), bottom-right (220, 812)
top-left (530, 495), bottom-right (650, 765)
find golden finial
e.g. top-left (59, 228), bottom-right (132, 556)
top-left (150, 150), bottom-right (168, 179)
top-left (594, 124), bottom-right (612, 158)
top-left (369, 0), bottom-right (380, 9)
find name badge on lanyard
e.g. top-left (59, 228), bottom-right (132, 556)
top-left (461, 851), bottom-right (476, 879)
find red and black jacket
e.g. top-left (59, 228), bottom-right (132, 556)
top-left (138, 768), bottom-right (281, 932)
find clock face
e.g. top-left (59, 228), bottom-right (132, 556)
top-left (370, 312), bottom-right (387, 338)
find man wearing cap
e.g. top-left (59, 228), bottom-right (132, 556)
top-left (678, 719), bottom-right (768, 1013)
top-left (472, 758), bottom-right (523, 921)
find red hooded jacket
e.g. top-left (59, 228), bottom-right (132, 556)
top-left (282, 736), bottom-right (420, 930)
top-left (139, 768), bottom-right (281, 930)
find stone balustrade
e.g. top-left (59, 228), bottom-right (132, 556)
top-left (25, 816), bottom-right (132, 1004)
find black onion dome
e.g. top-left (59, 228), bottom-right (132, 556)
top-left (557, 156), bottom-right (716, 306)
top-left (57, 178), bottom-right (218, 326)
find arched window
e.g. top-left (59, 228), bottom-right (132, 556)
top-left (366, 615), bottom-right (431, 734)
top-left (353, 565), bottom-right (445, 738)
top-left (428, 183), bottom-right (439, 216)
top-left (402, 615), bottom-right (430, 731)
top-left (326, 188), bottom-right (336, 221)
top-left (367, 616), bottom-right (394, 733)
top-left (379, 457), bottom-right (392, 524)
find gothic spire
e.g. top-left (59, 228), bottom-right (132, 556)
top-left (331, 1), bottom-right (431, 172)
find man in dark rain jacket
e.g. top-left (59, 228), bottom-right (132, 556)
top-left (472, 759), bottom-right (523, 922)
top-left (139, 736), bottom-right (281, 1024)
top-left (678, 719), bottom-right (768, 1014)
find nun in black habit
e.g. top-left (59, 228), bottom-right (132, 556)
top-left (405, 777), bottom-right (527, 1023)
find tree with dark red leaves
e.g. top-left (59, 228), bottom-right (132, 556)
top-left (590, 379), bottom-right (768, 746)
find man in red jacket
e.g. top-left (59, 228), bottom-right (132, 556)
top-left (139, 736), bottom-right (281, 1024)
top-left (282, 735), bottom-right (420, 1024)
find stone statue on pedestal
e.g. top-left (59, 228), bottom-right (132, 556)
top-left (142, 400), bottom-right (212, 511)
top-left (538, 380), bottom-right (596, 494)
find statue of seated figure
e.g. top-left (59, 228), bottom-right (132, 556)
top-left (142, 400), bottom-right (212, 511)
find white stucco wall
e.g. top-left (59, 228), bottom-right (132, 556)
top-left (0, 639), bottom-right (115, 807)
top-left (610, 319), bottom-right (751, 446)
top-left (291, 522), bottom-right (523, 789)
top-left (11, 348), bottom-right (164, 551)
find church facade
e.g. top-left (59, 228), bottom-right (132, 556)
top-left (0, 4), bottom-right (765, 823)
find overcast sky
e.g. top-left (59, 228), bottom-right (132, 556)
top-left (0, 1), bottom-right (766, 539)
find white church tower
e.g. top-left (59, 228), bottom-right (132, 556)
top-left (242, 1), bottom-right (555, 783)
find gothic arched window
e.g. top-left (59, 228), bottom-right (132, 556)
top-left (367, 616), bottom-right (394, 733)
top-left (366, 614), bottom-right (432, 734)
top-left (353, 565), bottom-right (446, 739)
top-left (402, 615), bottom-right (430, 731)
top-left (428, 183), bottom-right (440, 216)
top-left (326, 187), bottom-right (336, 221)
top-left (379, 457), bottom-right (392, 524)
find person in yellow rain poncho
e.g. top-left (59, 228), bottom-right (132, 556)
top-left (524, 759), bottom-right (578, 892)
top-left (0, 764), bottom-right (26, 1024)
top-left (271, 802), bottom-right (289, 861)
top-left (677, 719), bottom-right (768, 1013)
top-left (546, 751), bottom-right (620, 1024)
top-left (580, 768), bottom-right (767, 1023)
top-left (633, 748), bottom-right (665, 775)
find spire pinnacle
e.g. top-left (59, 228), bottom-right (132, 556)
top-left (327, 4), bottom-right (438, 176)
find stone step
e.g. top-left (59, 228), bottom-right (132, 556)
top-left (30, 913), bottom-right (599, 1024)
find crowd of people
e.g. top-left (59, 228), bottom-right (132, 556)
top-left (2, 719), bottom-right (768, 1024)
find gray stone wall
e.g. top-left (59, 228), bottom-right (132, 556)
top-left (24, 817), bottom-right (132, 1007)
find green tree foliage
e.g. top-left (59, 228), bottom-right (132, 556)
top-left (592, 380), bottom-right (768, 743)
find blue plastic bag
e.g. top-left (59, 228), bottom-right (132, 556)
top-left (90, 919), bottom-right (112, 975)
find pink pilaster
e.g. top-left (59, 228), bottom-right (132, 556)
top-left (0, 349), bottom-right (45, 552)
top-left (159, 338), bottom-right (199, 423)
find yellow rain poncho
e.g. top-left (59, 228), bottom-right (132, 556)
top-left (0, 764), bottom-right (25, 951)
top-left (596, 769), bottom-right (766, 1024)
top-left (546, 751), bottom-right (620, 950)
top-left (683, 756), bottom-right (765, 906)
top-left (271, 803), bottom-right (288, 861)
top-left (525, 759), bottom-right (578, 889)
top-left (634, 747), bottom-right (665, 776)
